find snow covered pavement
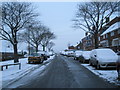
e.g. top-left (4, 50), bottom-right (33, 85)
top-left (81, 64), bottom-right (120, 86)
top-left (0, 55), bottom-right (55, 88)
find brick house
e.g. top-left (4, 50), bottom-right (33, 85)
top-left (100, 21), bottom-right (120, 52)
top-left (68, 46), bottom-right (76, 50)
top-left (75, 41), bottom-right (83, 50)
top-left (81, 16), bottom-right (120, 51)
top-left (81, 35), bottom-right (94, 51)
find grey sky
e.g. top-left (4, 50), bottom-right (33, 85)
top-left (1, 1), bottom-right (118, 52)
top-left (34, 2), bottom-right (85, 52)
top-left (1, 2), bottom-right (86, 52)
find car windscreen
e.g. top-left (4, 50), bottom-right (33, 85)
top-left (83, 52), bottom-right (91, 57)
top-left (30, 53), bottom-right (41, 57)
top-left (96, 50), bottom-right (115, 57)
top-left (76, 51), bottom-right (82, 53)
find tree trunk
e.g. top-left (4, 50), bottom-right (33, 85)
top-left (35, 45), bottom-right (38, 53)
top-left (13, 43), bottom-right (19, 63)
top-left (94, 32), bottom-right (99, 49)
top-left (27, 40), bottom-right (31, 55)
top-left (42, 45), bottom-right (45, 51)
top-left (13, 30), bottom-right (19, 63)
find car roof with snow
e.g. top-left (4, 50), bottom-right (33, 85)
top-left (92, 48), bottom-right (117, 56)
top-left (75, 50), bottom-right (82, 53)
top-left (82, 51), bottom-right (91, 55)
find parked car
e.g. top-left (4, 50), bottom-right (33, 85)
top-left (28, 52), bottom-right (44, 64)
top-left (116, 51), bottom-right (120, 79)
top-left (60, 51), bottom-right (66, 56)
top-left (64, 51), bottom-right (69, 56)
top-left (74, 50), bottom-right (82, 60)
top-left (80, 51), bottom-right (91, 63)
top-left (65, 51), bottom-right (75, 57)
top-left (39, 51), bottom-right (48, 60)
top-left (89, 48), bottom-right (118, 69)
top-left (45, 52), bottom-right (51, 58)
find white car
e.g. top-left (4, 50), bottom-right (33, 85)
top-left (65, 51), bottom-right (75, 57)
top-left (60, 51), bottom-right (66, 56)
top-left (89, 48), bottom-right (118, 69)
top-left (81, 51), bottom-right (91, 63)
top-left (74, 50), bottom-right (82, 60)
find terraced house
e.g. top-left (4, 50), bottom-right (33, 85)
top-left (100, 17), bottom-right (120, 52)
top-left (81, 35), bottom-right (94, 51)
top-left (81, 16), bottom-right (120, 52)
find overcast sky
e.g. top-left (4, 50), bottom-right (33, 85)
top-left (1, 1), bottom-right (118, 52)
top-left (33, 2), bottom-right (85, 52)
top-left (1, 2), bottom-right (86, 52)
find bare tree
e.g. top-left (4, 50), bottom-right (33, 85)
top-left (20, 21), bottom-right (47, 53)
top-left (47, 41), bottom-right (55, 52)
top-left (41, 29), bottom-right (56, 51)
top-left (73, 2), bottom-right (119, 49)
top-left (0, 2), bottom-right (38, 62)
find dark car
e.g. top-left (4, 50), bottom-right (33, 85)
top-left (41, 54), bottom-right (47, 60)
top-left (28, 52), bottom-right (44, 64)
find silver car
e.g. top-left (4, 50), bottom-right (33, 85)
top-left (89, 48), bottom-right (118, 69)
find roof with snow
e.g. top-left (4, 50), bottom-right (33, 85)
top-left (101, 21), bottom-right (120, 36)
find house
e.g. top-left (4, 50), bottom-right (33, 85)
top-left (81, 16), bottom-right (120, 52)
top-left (75, 41), bottom-right (83, 50)
top-left (81, 35), bottom-right (94, 51)
top-left (68, 45), bottom-right (76, 50)
top-left (100, 21), bottom-right (120, 52)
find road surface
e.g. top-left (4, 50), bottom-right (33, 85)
top-left (4, 55), bottom-right (117, 88)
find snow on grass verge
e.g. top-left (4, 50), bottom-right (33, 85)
top-left (81, 64), bottom-right (120, 86)
top-left (0, 55), bottom-right (55, 88)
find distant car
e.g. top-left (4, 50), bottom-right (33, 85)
top-left (60, 51), bottom-right (66, 56)
top-left (28, 52), bottom-right (45, 64)
top-left (65, 51), bottom-right (75, 57)
top-left (64, 51), bottom-right (68, 56)
top-left (39, 51), bottom-right (48, 60)
top-left (68, 52), bottom-right (75, 57)
top-left (80, 51), bottom-right (91, 63)
top-left (48, 52), bottom-right (54, 56)
top-left (45, 52), bottom-right (51, 58)
top-left (89, 48), bottom-right (118, 69)
top-left (116, 51), bottom-right (120, 79)
top-left (74, 50), bottom-right (82, 60)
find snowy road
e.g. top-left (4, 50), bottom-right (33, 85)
top-left (3, 55), bottom-right (118, 88)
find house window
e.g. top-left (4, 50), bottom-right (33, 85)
top-left (112, 38), bottom-right (119, 46)
top-left (111, 31), bottom-right (114, 36)
top-left (106, 34), bottom-right (108, 38)
top-left (100, 40), bottom-right (108, 47)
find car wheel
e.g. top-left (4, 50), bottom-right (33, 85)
top-left (96, 62), bottom-right (101, 70)
top-left (28, 61), bottom-right (31, 64)
top-left (89, 61), bottom-right (92, 66)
